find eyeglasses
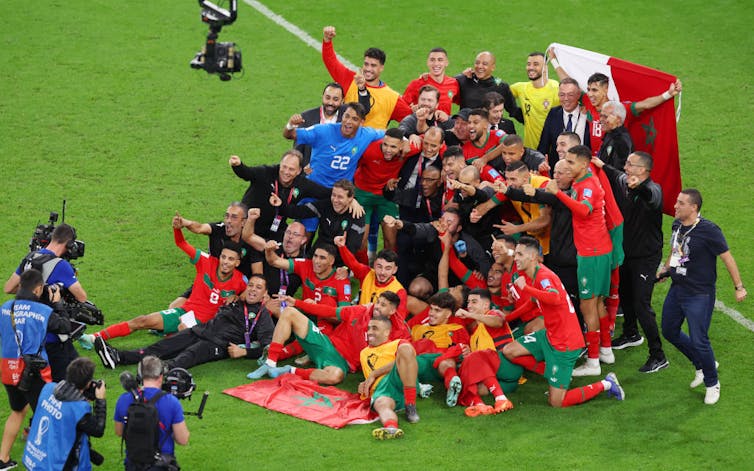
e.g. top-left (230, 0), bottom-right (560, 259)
top-left (224, 213), bottom-right (247, 221)
top-left (285, 231), bottom-right (305, 238)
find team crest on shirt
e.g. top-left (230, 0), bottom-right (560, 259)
top-left (543, 99), bottom-right (550, 109)
top-left (351, 146), bottom-right (358, 155)
top-left (341, 220), bottom-right (348, 231)
top-left (448, 91), bottom-right (454, 98)
top-left (583, 188), bottom-right (593, 198)
top-left (292, 188), bottom-right (299, 198)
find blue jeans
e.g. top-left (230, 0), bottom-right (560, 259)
top-left (661, 284), bottom-right (718, 386)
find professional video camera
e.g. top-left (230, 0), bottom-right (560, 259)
top-left (120, 369), bottom-right (209, 419)
top-left (190, 0), bottom-right (242, 81)
top-left (29, 201), bottom-right (85, 261)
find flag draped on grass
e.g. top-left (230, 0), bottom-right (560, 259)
top-left (548, 43), bottom-right (682, 215)
top-left (224, 375), bottom-right (379, 429)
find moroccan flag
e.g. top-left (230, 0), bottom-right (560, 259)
top-left (224, 375), bottom-right (378, 429)
top-left (548, 43), bottom-right (682, 215)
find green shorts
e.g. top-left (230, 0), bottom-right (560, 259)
top-left (609, 224), bottom-right (625, 268)
top-left (354, 187), bottom-right (399, 224)
top-left (295, 320), bottom-right (349, 374)
top-left (371, 363), bottom-right (407, 410)
top-left (496, 351), bottom-right (524, 394)
top-left (576, 253), bottom-right (612, 299)
top-left (416, 353), bottom-right (443, 383)
top-left (159, 308), bottom-right (187, 334)
top-left (518, 329), bottom-right (582, 389)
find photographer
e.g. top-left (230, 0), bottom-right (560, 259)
top-left (0, 269), bottom-right (71, 470)
top-left (4, 223), bottom-right (88, 381)
top-left (114, 356), bottom-right (189, 470)
top-left (22, 357), bottom-right (107, 471)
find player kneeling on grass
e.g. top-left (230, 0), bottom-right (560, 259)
top-left (501, 236), bottom-right (625, 407)
top-left (359, 316), bottom-right (420, 440)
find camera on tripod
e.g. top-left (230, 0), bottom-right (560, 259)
top-left (190, 0), bottom-right (242, 81)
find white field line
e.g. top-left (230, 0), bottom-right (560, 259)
top-left (244, 0), bottom-right (358, 70)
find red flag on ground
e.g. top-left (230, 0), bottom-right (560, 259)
top-left (224, 375), bottom-right (379, 429)
top-left (548, 43), bottom-right (682, 215)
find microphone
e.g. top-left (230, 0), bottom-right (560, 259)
top-left (119, 371), bottom-right (139, 398)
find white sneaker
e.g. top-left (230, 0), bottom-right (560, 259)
top-left (572, 359), bottom-right (601, 377)
top-left (690, 361), bottom-right (719, 388)
top-left (599, 347), bottom-right (615, 364)
top-left (704, 382), bottom-right (720, 405)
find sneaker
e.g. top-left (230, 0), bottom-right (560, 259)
top-left (572, 359), bottom-right (601, 377)
top-left (372, 427), bottom-right (403, 440)
top-left (246, 364), bottom-right (271, 380)
top-left (418, 383), bottom-right (434, 399)
top-left (704, 382), bottom-right (721, 405)
top-left (493, 399), bottom-right (514, 413)
top-left (294, 354), bottom-right (311, 367)
top-left (78, 334), bottom-right (95, 351)
top-left (611, 334), bottom-right (644, 350)
top-left (599, 347), bottom-right (615, 364)
top-left (604, 372), bottom-right (625, 401)
top-left (0, 458), bottom-right (18, 470)
top-left (404, 404), bottom-right (420, 424)
top-left (94, 337), bottom-right (119, 369)
top-left (268, 365), bottom-right (292, 378)
top-left (639, 356), bottom-right (669, 373)
top-left (446, 375), bottom-right (462, 407)
top-left (690, 361), bottom-right (719, 388)
top-left (464, 404), bottom-right (495, 417)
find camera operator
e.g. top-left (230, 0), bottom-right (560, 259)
top-left (0, 269), bottom-right (72, 470)
top-left (114, 356), bottom-right (189, 471)
top-left (4, 223), bottom-right (88, 381)
top-left (22, 357), bottom-right (106, 471)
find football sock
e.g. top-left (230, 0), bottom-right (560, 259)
top-left (266, 342), bottom-right (284, 366)
top-left (599, 317), bottom-right (613, 348)
top-left (510, 355), bottom-right (545, 375)
top-left (482, 378), bottom-right (505, 399)
top-left (561, 382), bottom-right (605, 407)
top-left (293, 368), bottom-right (312, 380)
top-left (384, 419), bottom-right (399, 429)
top-left (443, 367), bottom-right (459, 388)
top-left (403, 386), bottom-right (417, 405)
top-left (585, 331), bottom-right (600, 359)
top-left (100, 322), bottom-right (131, 340)
top-left (279, 341), bottom-right (303, 360)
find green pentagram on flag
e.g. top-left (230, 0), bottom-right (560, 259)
top-left (295, 392), bottom-right (344, 408)
top-left (642, 117), bottom-right (657, 147)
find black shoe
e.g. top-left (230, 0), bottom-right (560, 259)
top-left (405, 404), bottom-right (420, 424)
top-left (0, 458), bottom-right (18, 470)
top-left (94, 337), bottom-right (119, 369)
top-left (639, 356), bottom-right (669, 373)
top-left (612, 334), bottom-right (644, 350)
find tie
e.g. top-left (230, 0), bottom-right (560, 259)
top-left (565, 113), bottom-right (573, 132)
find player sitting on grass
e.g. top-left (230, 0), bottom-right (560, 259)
top-left (360, 316), bottom-right (420, 440)
top-left (82, 212), bottom-right (247, 350)
top-left (246, 291), bottom-right (409, 385)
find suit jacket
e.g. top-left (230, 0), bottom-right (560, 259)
top-left (537, 106), bottom-right (591, 172)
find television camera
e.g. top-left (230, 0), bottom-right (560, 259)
top-left (190, 0), bottom-right (242, 81)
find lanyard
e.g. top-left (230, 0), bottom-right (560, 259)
top-left (279, 269), bottom-right (289, 309)
top-left (243, 303), bottom-right (260, 350)
top-left (671, 217), bottom-right (700, 257)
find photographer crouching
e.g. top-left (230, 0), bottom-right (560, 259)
top-left (114, 356), bottom-right (189, 471)
top-left (0, 269), bottom-right (74, 469)
top-left (22, 357), bottom-right (106, 470)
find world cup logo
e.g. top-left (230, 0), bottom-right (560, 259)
top-left (35, 416), bottom-right (50, 446)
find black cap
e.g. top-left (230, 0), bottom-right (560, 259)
top-left (451, 108), bottom-right (472, 121)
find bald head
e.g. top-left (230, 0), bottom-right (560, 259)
top-left (474, 51), bottom-right (496, 80)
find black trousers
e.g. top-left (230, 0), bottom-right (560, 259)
top-left (120, 331), bottom-right (228, 369)
top-left (619, 256), bottom-right (665, 359)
